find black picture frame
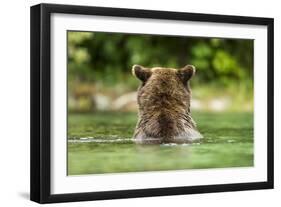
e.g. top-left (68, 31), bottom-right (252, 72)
top-left (30, 3), bottom-right (274, 204)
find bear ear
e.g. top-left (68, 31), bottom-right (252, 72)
top-left (177, 65), bottom-right (196, 84)
top-left (132, 65), bottom-right (152, 82)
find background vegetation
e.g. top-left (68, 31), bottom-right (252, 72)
top-left (68, 31), bottom-right (253, 112)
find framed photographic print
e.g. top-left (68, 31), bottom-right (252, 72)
top-left (30, 3), bottom-right (274, 203)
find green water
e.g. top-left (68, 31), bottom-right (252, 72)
top-left (68, 111), bottom-right (253, 175)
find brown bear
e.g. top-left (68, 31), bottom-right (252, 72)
top-left (132, 64), bottom-right (203, 144)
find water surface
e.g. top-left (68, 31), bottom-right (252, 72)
top-left (68, 111), bottom-right (253, 175)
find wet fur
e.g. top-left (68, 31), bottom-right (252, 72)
top-left (133, 65), bottom-right (203, 144)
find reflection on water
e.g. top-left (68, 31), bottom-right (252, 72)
top-left (68, 137), bottom-right (199, 146)
top-left (68, 140), bottom-right (194, 175)
top-left (67, 112), bottom-right (254, 175)
top-left (67, 136), bottom-right (252, 175)
top-left (68, 137), bottom-right (133, 143)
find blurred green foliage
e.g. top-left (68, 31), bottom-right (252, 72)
top-left (67, 31), bottom-right (253, 112)
top-left (68, 31), bottom-right (253, 88)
